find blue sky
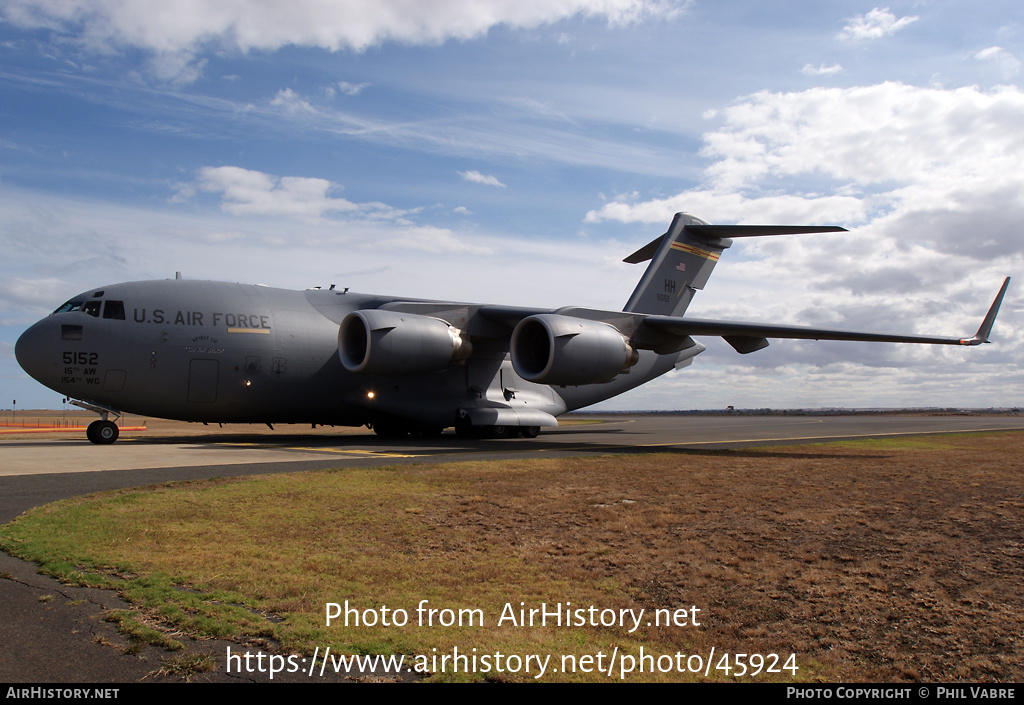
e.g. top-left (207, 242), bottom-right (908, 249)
top-left (1, 0), bottom-right (1021, 411)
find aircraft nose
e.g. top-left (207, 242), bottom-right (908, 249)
top-left (15, 318), bottom-right (58, 387)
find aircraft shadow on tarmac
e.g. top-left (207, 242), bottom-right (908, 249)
top-left (97, 422), bottom-right (626, 446)
top-left (99, 428), bottom-right (889, 463)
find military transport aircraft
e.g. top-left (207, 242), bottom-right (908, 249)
top-left (15, 212), bottom-right (1010, 444)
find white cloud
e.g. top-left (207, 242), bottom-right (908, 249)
top-left (974, 46), bottom-right (1022, 79)
top-left (270, 88), bottom-right (317, 115)
top-left (2, 0), bottom-right (689, 82)
top-left (501, 97), bottom-right (577, 124)
top-left (0, 276), bottom-right (71, 312)
top-left (459, 170), bottom-right (506, 187)
top-left (698, 83), bottom-right (1024, 194)
top-left (148, 51), bottom-right (207, 85)
top-left (186, 166), bottom-right (503, 256)
top-left (197, 166), bottom-right (361, 218)
top-left (801, 63), bottom-right (843, 76)
top-left (583, 82), bottom-right (1023, 378)
top-left (838, 7), bottom-right (918, 41)
top-left (588, 83), bottom-right (1024, 247)
top-left (336, 81), bottom-right (370, 96)
top-left (372, 225), bottom-right (495, 255)
top-left (585, 189), bottom-right (867, 226)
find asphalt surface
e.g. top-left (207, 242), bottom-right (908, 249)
top-left (3, 414), bottom-right (1023, 683)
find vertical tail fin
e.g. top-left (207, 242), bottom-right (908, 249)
top-left (622, 212), bottom-right (846, 316)
top-left (622, 213), bottom-right (730, 316)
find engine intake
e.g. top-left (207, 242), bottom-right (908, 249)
top-left (339, 310), bottom-right (471, 376)
top-left (511, 314), bottom-right (637, 385)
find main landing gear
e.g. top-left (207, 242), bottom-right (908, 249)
top-left (481, 424), bottom-right (541, 439)
top-left (453, 419), bottom-right (541, 439)
top-left (370, 420), bottom-right (542, 439)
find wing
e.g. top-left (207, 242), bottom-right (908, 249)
top-left (468, 277), bottom-right (1011, 386)
top-left (639, 276), bottom-right (1010, 354)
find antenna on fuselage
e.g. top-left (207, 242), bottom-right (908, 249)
top-left (175, 272), bottom-right (182, 280)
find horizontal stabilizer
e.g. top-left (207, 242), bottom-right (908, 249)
top-left (687, 224), bottom-right (847, 239)
top-left (623, 235), bottom-right (664, 265)
top-left (624, 223), bottom-right (847, 264)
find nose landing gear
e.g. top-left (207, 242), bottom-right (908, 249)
top-left (86, 419), bottom-right (119, 444)
top-left (70, 400), bottom-right (122, 445)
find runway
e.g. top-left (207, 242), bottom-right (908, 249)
top-left (2, 413), bottom-right (1023, 682)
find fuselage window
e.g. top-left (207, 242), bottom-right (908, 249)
top-left (102, 300), bottom-right (126, 320)
top-left (82, 301), bottom-right (101, 317)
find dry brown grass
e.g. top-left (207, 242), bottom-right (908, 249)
top-left (406, 434), bottom-right (1024, 681)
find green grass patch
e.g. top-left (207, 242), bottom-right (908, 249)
top-left (105, 609), bottom-right (184, 651)
top-left (1, 465), bottom-right (697, 681)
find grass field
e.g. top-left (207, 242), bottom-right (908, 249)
top-left (2, 431), bottom-right (1022, 682)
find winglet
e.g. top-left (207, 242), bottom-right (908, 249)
top-left (960, 277), bottom-right (1010, 345)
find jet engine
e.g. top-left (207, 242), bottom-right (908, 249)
top-left (510, 314), bottom-right (637, 385)
top-left (339, 310), bottom-right (472, 375)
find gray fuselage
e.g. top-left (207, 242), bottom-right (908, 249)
top-left (15, 279), bottom-right (683, 429)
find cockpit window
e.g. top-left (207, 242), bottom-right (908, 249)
top-left (53, 298), bottom-right (123, 318)
top-left (102, 300), bottom-right (125, 320)
top-left (53, 300), bottom-right (84, 314)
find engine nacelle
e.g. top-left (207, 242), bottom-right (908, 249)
top-left (510, 314), bottom-right (637, 385)
top-left (339, 310), bottom-right (471, 376)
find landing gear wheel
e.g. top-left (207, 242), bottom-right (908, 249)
top-left (87, 420), bottom-right (119, 445)
top-left (490, 425), bottom-right (513, 439)
top-left (454, 417), bottom-right (478, 439)
top-left (519, 426), bottom-right (541, 439)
